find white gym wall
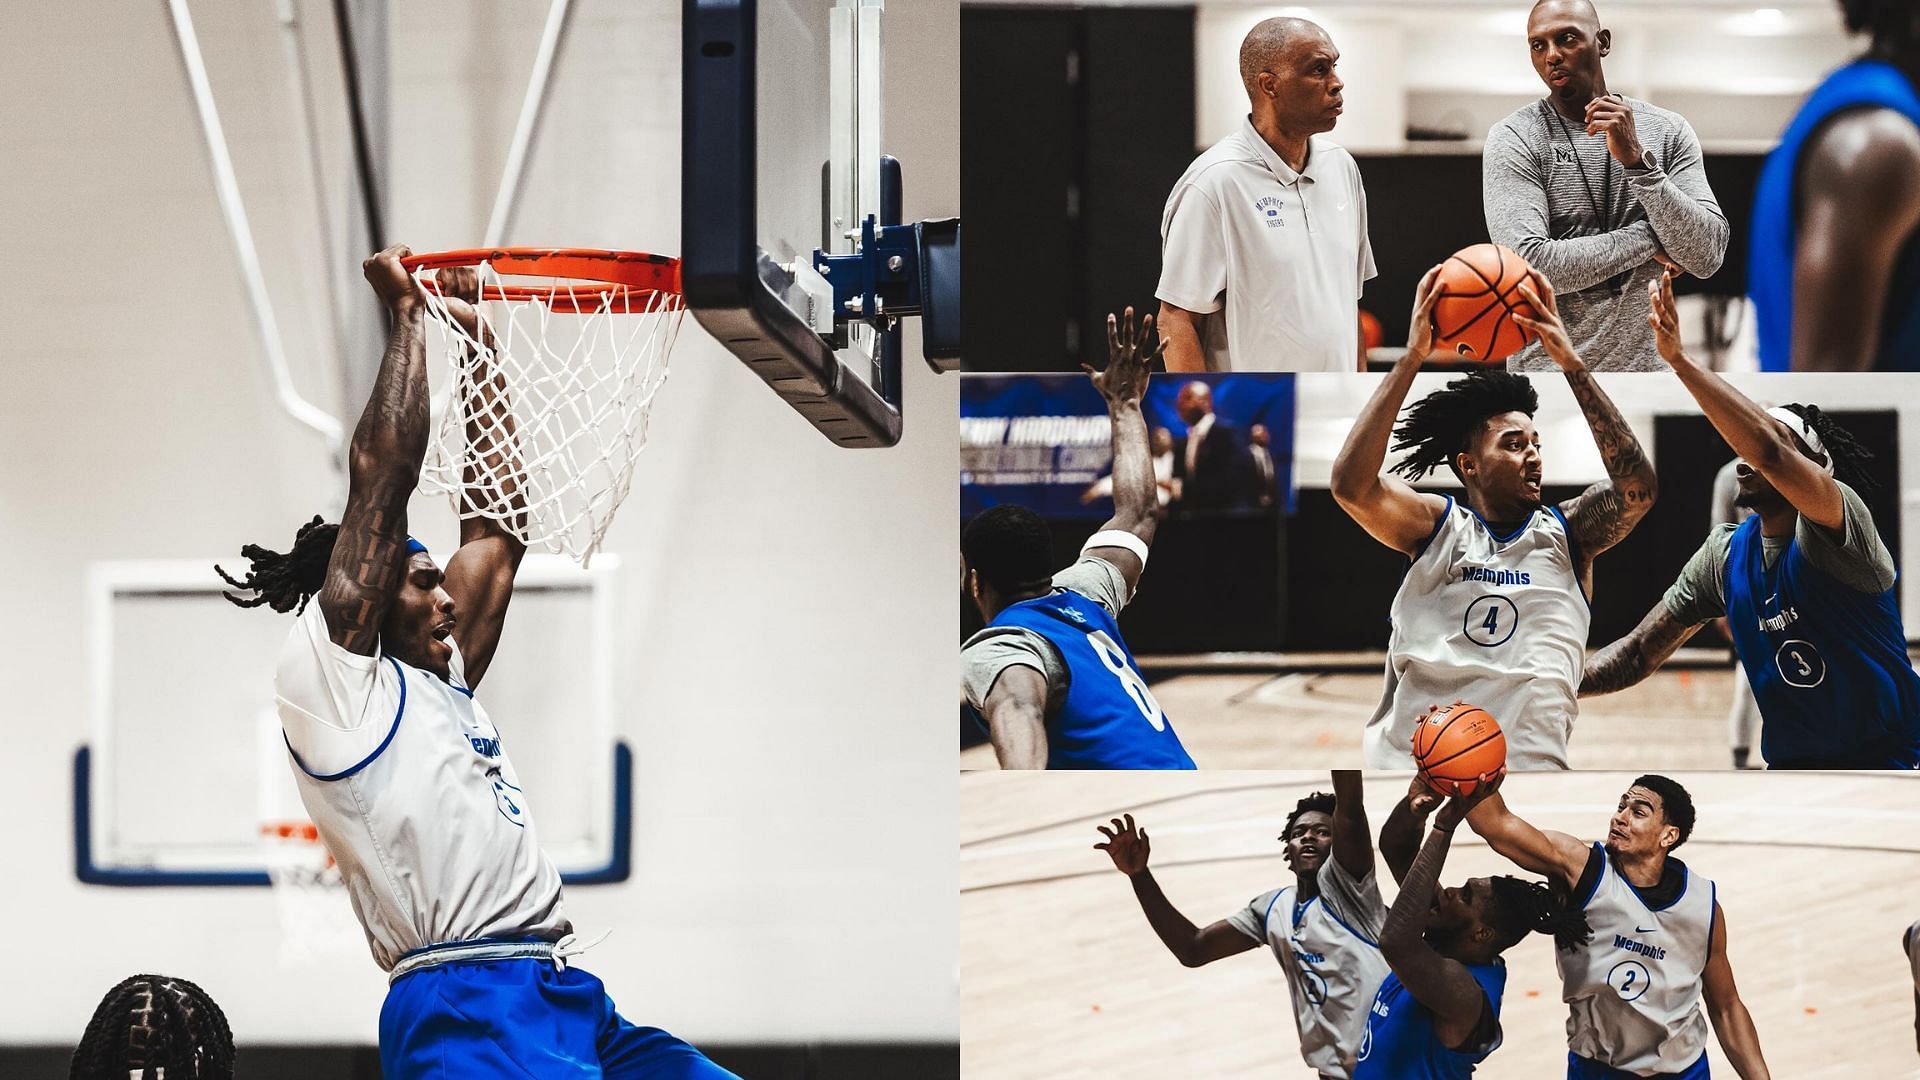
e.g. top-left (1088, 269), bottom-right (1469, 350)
top-left (0, 0), bottom-right (956, 1051)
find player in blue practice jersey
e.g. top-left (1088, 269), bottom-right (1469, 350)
top-left (217, 251), bottom-right (736, 1079)
top-left (1359, 779), bottom-right (1592, 1080)
top-left (961, 308), bottom-right (1196, 769)
top-left (1467, 775), bottom-right (1771, 1077)
top-left (1095, 773), bottom-right (1389, 1078)
top-left (1582, 273), bottom-right (1920, 769)
top-left (1750, 0), bottom-right (1920, 371)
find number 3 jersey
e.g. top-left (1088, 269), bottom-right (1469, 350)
top-left (1559, 844), bottom-right (1714, 1074)
top-left (1366, 497), bottom-right (1588, 771)
top-left (962, 555), bottom-right (1196, 769)
top-left (274, 602), bottom-right (570, 971)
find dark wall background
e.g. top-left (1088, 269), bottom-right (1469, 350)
top-left (963, 5), bottom-right (1769, 370)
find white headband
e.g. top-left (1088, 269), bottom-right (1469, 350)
top-left (1765, 406), bottom-right (1833, 475)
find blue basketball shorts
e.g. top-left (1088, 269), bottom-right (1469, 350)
top-left (1568, 1051), bottom-right (1709, 1080)
top-left (381, 957), bottom-right (739, 1079)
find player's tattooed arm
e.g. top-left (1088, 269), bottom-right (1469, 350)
top-left (1083, 307), bottom-right (1163, 595)
top-left (981, 664), bottom-right (1049, 770)
top-left (1095, 814), bottom-right (1258, 968)
top-left (1329, 770), bottom-right (1374, 881)
top-left (1331, 266), bottom-right (1450, 556)
top-left (318, 247), bottom-right (432, 655)
top-left (1462, 786), bottom-right (1590, 894)
top-left (1701, 903), bottom-right (1772, 1079)
top-left (1378, 800), bottom-right (1494, 1051)
top-left (1580, 601), bottom-right (1704, 697)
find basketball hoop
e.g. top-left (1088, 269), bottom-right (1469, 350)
top-left (401, 248), bottom-right (686, 565)
top-left (259, 819), bottom-right (365, 965)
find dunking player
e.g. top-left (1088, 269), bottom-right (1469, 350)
top-left (961, 309), bottom-right (1195, 769)
top-left (1750, 0), bottom-right (1920, 370)
top-left (1359, 782), bottom-right (1590, 1079)
top-left (1331, 268), bottom-right (1657, 769)
top-left (1581, 273), bottom-right (1920, 769)
top-left (1094, 772), bottom-right (1387, 1078)
top-left (216, 248), bottom-right (735, 1078)
top-left (1465, 776), bottom-right (1771, 1077)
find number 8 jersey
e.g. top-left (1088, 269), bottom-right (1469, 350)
top-left (966, 556), bottom-right (1196, 770)
top-left (1365, 498), bottom-right (1588, 771)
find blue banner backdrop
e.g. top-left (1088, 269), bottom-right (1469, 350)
top-left (960, 374), bottom-right (1296, 518)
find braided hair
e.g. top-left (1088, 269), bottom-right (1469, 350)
top-left (71, 974), bottom-right (235, 1080)
top-left (1780, 403), bottom-right (1877, 494)
top-left (1486, 875), bottom-right (1593, 954)
top-left (1841, 0), bottom-right (1919, 53)
top-left (1284, 791), bottom-right (1337, 840)
top-left (1389, 370), bottom-right (1540, 482)
top-left (215, 515), bottom-right (339, 614)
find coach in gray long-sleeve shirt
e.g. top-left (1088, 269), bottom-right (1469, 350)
top-left (1485, 0), bottom-right (1728, 372)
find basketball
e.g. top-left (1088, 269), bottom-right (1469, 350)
top-left (1412, 703), bottom-right (1508, 797)
top-left (1431, 243), bottom-right (1538, 364)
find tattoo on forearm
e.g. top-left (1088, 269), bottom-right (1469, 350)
top-left (1563, 370), bottom-right (1655, 552)
top-left (1382, 825), bottom-right (1453, 945)
top-left (320, 475), bottom-right (411, 651)
top-left (1582, 614), bottom-right (1693, 695)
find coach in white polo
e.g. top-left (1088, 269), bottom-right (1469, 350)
top-left (1157, 16), bottom-right (1375, 372)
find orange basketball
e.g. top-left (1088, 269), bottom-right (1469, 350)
top-left (1432, 243), bottom-right (1538, 364)
top-left (1412, 703), bottom-right (1508, 797)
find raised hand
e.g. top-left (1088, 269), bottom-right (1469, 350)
top-left (1094, 813), bottom-right (1151, 877)
top-left (1084, 307), bottom-right (1162, 404)
top-left (1584, 94), bottom-right (1645, 168)
top-left (1512, 269), bottom-right (1580, 370)
top-left (1646, 268), bottom-right (1689, 368)
top-left (1404, 264), bottom-right (1444, 364)
top-left (1406, 771), bottom-right (1445, 819)
top-left (362, 244), bottom-right (422, 311)
top-left (437, 265), bottom-right (487, 341)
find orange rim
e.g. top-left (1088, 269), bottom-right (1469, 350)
top-left (401, 247), bottom-right (683, 311)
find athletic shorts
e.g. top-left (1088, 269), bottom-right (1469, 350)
top-left (381, 956), bottom-right (739, 1079)
top-left (1568, 1051), bottom-right (1709, 1080)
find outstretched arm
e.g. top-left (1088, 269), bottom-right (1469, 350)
top-left (1329, 770), bottom-right (1374, 882)
top-left (1701, 903), bottom-right (1771, 1079)
top-left (1379, 776), bottom-right (1443, 887)
top-left (1789, 109), bottom-right (1920, 371)
top-left (1330, 267), bottom-right (1450, 556)
top-left (1462, 788), bottom-right (1589, 893)
top-left (1651, 272), bottom-right (1845, 530)
top-left (1582, 601), bottom-right (1705, 696)
top-left (980, 664), bottom-right (1049, 770)
top-left (1095, 815), bottom-right (1258, 968)
top-left (1513, 273), bottom-right (1657, 576)
top-left (1083, 308), bottom-right (1164, 596)
top-left (317, 246), bottom-right (433, 654)
top-left (1378, 801), bottom-right (1492, 1051)
top-left (436, 266), bottom-right (528, 688)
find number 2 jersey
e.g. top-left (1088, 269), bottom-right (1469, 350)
top-left (1366, 497), bottom-right (1588, 771)
top-left (962, 555), bottom-right (1196, 769)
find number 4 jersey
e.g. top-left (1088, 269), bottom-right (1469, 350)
top-left (1366, 498), bottom-right (1589, 771)
top-left (962, 555), bottom-right (1196, 769)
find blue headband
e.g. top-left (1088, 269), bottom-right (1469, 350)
top-left (406, 537), bottom-right (429, 557)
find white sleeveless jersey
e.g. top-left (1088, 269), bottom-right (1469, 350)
top-left (1229, 874), bottom-right (1390, 1078)
top-left (274, 603), bottom-right (570, 971)
top-left (1366, 498), bottom-right (1588, 770)
top-left (1559, 845), bottom-right (1714, 1073)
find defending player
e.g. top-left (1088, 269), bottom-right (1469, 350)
top-left (216, 248), bottom-right (736, 1079)
top-left (1359, 781), bottom-right (1591, 1079)
top-left (1094, 772), bottom-right (1387, 1078)
top-left (1464, 775), bottom-right (1771, 1078)
top-left (1331, 268), bottom-right (1657, 770)
top-left (1581, 272), bottom-right (1920, 769)
top-left (961, 308), bottom-right (1195, 769)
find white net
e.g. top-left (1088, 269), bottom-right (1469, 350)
top-left (411, 258), bottom-right (683, 565)
top-left (260, 821), bottom-right (366, 966)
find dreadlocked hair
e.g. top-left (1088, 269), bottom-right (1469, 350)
top-left (1842, 0), bottom-right (1919, 50)
top-left (1487, 875), bottom-right (1593, 955)
top-left (1780, 403), bottom-right (1877, 494)
top-left (215, 514), bottom-right (339, 614)
top-left (1284, 791), bottom-right (1337, 840)
top-left (70, 973), bottom-right (235, 1080)
top-left (1389, 369), bottom-right (1539, 482)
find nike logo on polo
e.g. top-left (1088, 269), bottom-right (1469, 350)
top-left (1635, 926), bottom-right (1656, 934)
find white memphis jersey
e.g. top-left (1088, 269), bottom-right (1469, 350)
top-left (1236, 886), bottom-right (1390, 1078)
top-left (1366, 497), bottom-right (1588, 770)
top-left (274, 603), bottom-right (569, 971)
top-left (1560, 845), bottom-right (1713, 1073)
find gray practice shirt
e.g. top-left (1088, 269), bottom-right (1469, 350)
top-left (1484, 97), bottom-right (1728, 372)
top-left (961, 556), bottom-right (1131, 711)
top-left (1664, 481), bottom-right (1896, 624)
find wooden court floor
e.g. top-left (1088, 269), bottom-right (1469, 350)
top-left (961, 771), bottom-right (1920, 1079)
top-left (960, 666), bottom-right (1748, 771)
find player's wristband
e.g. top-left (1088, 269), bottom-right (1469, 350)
top-left (1083, 530), bottom-right (1149, 568)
